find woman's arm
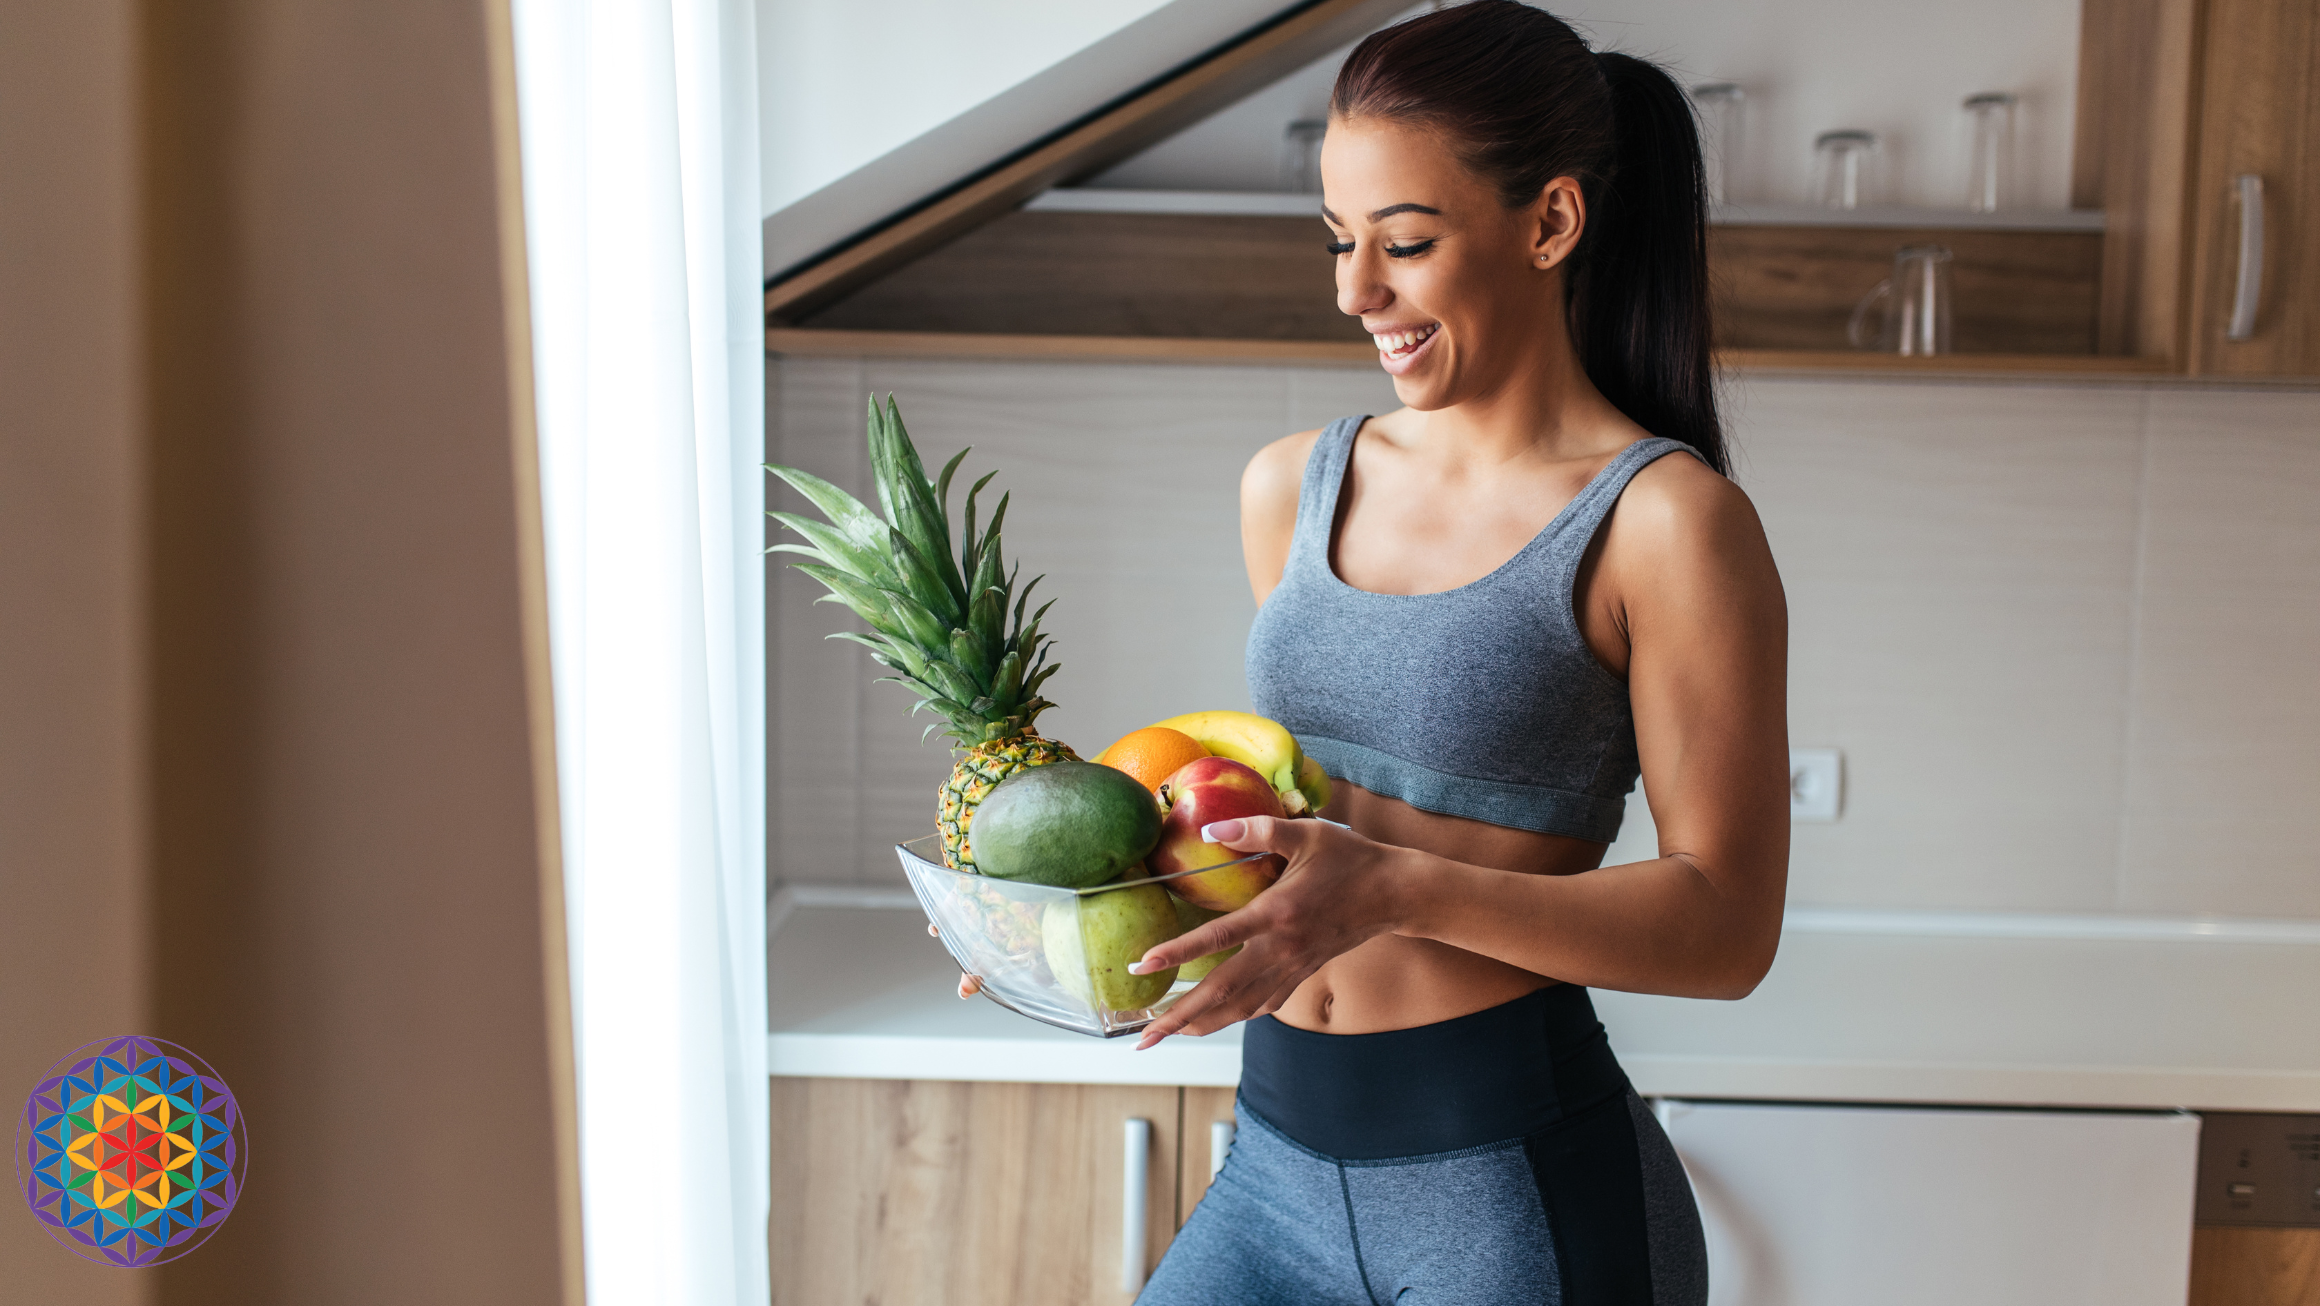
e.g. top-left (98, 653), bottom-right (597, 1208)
top-left (1132, 457), bottom-right (1789, 1046)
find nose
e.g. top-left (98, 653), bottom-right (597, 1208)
top-left (1337, 250), bottom-right (1391, 320)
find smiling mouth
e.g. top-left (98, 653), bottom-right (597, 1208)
top-left (1370, 323), bottom-right (1439, 358)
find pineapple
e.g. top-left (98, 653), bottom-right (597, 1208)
top-left (767, 395), bottom-right (1076, 870)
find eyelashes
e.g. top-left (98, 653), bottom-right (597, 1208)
top-left (1324, 239), bottom-right (1439, 259)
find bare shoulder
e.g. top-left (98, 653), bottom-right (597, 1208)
top-left (1240, 427), bottom-right (1327, 604)
top-left (1242, 427), bottom-right (1325, 514)
top-left (1611, 444), bottom-right (1771, 560)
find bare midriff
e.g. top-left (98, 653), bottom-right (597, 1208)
top-left (1270, 779), bottom-right (1609, 1035)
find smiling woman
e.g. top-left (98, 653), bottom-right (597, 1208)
top-left (1128, 4), bottom-right (1788, 1305)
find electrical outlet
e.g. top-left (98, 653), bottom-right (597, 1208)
top-left (1790, 748), bottom-right (1842, 822)
top-left (2197, 1112), bottom-right (2320, 1227)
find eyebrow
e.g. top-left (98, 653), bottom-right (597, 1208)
top-left (1320, 202), bottom-right (1444, 224)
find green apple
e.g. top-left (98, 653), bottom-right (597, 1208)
top-left (1042, 880), bottom-right (1179, 1011)
top-left (1170, 894), bottom-right (1241, 982)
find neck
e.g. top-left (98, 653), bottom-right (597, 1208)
top-left (1410, 298), bottom-right (1634, 468)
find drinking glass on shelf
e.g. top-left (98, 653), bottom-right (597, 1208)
top-left (1279, 119), bottom-right (1327, 194)
top-left (1690, 82), bottom-right (1745, 205)
top-left (1848, 244), bottom-right (1955, 355)
top-left (1963, 92), bottom-right (2017, 212)
top-left (1813, 130), bottom-right (1881, 210)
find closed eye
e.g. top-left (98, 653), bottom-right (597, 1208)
top-left (1325, 240), bottom-right (1354, 255)
top-left (1385, 239), bottom-right (1436, 259)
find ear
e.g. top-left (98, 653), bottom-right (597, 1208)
top-left (1529, 177), bottom-right (1587, 272)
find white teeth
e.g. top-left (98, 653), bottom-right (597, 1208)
top-left (1371, 324), bottom-right (1439, 355)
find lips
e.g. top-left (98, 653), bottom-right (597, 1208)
top-left (1370, 322), bottom-right (1441, 376)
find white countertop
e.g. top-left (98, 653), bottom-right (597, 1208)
top-left (767, 893), bottom-right (2320, 1110)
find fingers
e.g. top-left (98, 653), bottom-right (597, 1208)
top-left (1133, 953), bottom-right (1271, 1048)
top-left (956, 973), bottom-right (982, 999)
top-left (1200, 813), bottom-right (1291, 852)
top-left (1128, 908), bottom-right (1261, 975)
top-left (927, 923), bottom-right (940, 937)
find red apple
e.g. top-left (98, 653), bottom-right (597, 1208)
top-left (1150, 756), bottom-right (1286, 911)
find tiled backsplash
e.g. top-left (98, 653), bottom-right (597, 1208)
top-left (769, 355), bottom-right (2320, 920)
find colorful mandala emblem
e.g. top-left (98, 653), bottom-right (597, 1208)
top-left (15, 1035), bottom-right (246, 1266)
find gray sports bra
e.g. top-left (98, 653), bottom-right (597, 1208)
top-left (1245, 416), bottom-right (1701, 842)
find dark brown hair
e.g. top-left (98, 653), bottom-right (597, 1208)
top-left (1333, 0), bottom-right (1724, 474)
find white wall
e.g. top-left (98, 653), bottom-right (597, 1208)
top-left (1092, 0), bottom-right (2084, 211)
top-left (769, 356), bottom-right (2320, 923)
top-left (754, 0), bottom-right (1415, 278)
top-left (756, 0), bottom-right (1174, 215)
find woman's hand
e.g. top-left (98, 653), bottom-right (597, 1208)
top-left (1128, 816), bottom-right (1414, 1049)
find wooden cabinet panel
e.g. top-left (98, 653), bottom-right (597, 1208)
top-left (1708, 225), bottom-right (2100, 353)
top-left (2075, 0), bottom-right (2203, 361)
top-left (1179, 1086), bottom-right (1240, 1227)
top-left (770, 1077), bottom-right (1181, 1306)
top-left (2189, 0), bottom-right (2320, 375)
top-left (2190, 1227), bottom-right (2320, 1305)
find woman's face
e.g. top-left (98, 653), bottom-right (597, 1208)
top-left (1319, 116), bottom-right (1583, 411)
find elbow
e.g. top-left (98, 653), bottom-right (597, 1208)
top-left (1698, 929), bottom-right (1780, 1001)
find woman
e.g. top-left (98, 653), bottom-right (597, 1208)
top-left (1127, 5), bottom-right (1789, 1304)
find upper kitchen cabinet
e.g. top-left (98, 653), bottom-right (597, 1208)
top-left (763, 0), bottom-right (2314, 378)
top-left (2184, 0), bottom-right (2320, 376)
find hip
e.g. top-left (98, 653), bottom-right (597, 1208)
top-left (1241, 981), bottom-right (1628, 1159)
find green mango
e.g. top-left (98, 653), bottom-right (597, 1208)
top-left (1170, 894), bottom-right (1241, 982)
top-left (975, 762), bottom-right (1164, 889)
top-left (1043, 880), bottom-right (1179, 1011)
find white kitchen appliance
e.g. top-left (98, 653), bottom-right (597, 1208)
top-left (1659, 1100), bottom-right (2201, 1306)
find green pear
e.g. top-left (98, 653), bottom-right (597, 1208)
top-left (1043, 880), bottom-right (1179, 1011)
top-left (1170, 894), bottom-right (1241, 982)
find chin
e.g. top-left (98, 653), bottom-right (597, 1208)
top-left (1389, 373), bottom-right (1456, 411)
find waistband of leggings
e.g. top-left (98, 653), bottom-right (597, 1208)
top-left (1237, 982), bottom-right (1627, 1161)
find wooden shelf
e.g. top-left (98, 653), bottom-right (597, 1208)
top-left (767, 327), bottom-right (2176, 377)
top-left (1027, 188), bottom-right (2110, 232)
top-left (785, 209), bottom-right (2108, 356)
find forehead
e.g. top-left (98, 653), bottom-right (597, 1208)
top-left (1318, 117), bottom-right (1491, 214)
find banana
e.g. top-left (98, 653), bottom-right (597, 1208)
top-left (1150, 710), bottom-right (1303, 797)
top-left (1293, 753), bottom-right (1333, 816)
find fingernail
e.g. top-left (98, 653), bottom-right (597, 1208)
top-left (1127, 959), bottom-right (1156, 975)
top-left (1201, 819), bottom-right (1246, 844)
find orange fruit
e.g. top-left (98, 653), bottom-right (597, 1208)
top-left (1096, 726), bottom-right (1211, 793)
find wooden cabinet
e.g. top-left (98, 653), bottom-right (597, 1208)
top-left (775, 1077), bottom-right (2320, 1304)
top-left (1179, 1085), bottom-right (1239, 1223)
top-left (2190, 1227), bottom-right (2320, 1305)
top-left (2186, 0), bottom-right (2320, 375)
top-left (769, 1078), bottom-right (1180, 1306)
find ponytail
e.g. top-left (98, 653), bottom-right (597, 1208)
top-left (1333, 2), bottom-right (1726, 475)
top-left (1574, 53), bottom-right (1723, 473)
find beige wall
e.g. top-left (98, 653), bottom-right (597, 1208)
top-left (769, 356), bottom-right (2320, 921)
top-left (3, 1), bottom-right (576, 1301)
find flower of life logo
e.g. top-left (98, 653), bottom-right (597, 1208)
top-left (15, 1035), bottom-right (246, 1266)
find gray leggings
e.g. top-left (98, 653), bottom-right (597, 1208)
top-left (1139, 988), bottom-right (1707, 1305)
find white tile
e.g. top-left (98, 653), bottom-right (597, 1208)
top-left (1285, 365), bottom-right (1401, 434)
top-left (1737, 378), bottom-right (2146, 910)
top-left (768, 356), bottom-right (869, 881)
top-left (2120, 388), bottom-right (2320, 916)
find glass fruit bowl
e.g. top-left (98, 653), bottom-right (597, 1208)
top-left (896, 835), bottom-right (1272, 1038)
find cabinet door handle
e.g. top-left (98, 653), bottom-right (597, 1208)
top-left (1209, 1120), bottom-right (1235, 1182)
top-left (2227, 173), bottom-right (2265, 341)
top-left (1121, 1117), bottom-right (1151, 1293)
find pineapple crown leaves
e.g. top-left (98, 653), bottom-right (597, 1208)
top-left (766, 394), bottom-right (1060, 748)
